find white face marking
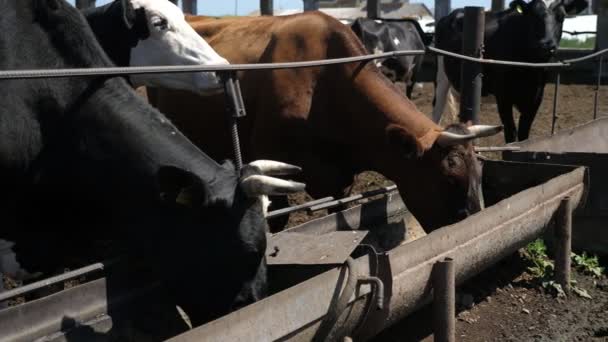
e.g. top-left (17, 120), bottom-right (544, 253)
top-left (373, 47), bottom-right (384, 67)
top-left (393, 37), bottom-right (401, 46)
top-left (127, 0), bottom-right (229, 93)
top-left (261, 195), bottom-right (271, 217)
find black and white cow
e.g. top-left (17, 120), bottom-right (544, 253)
top-left (0, 0), bottom-right (303, 326)
top-left (433, 0), bottom-right (588, 142)
top-left (84, 0), bottom-right (229, 93)
top-left (350, 18), bottom-right (430, 98)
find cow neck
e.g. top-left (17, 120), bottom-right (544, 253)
top-left (348, 65), bottom-right (443, 154)
top-left (74, 77), bottom-right (235, 202)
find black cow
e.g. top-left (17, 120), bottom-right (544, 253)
top-left (350, 18), bottom-right (430, 98)
top-left (433, 0), bottom-right (588, 142)
top-left (0, 0), bottom-right (303, 326)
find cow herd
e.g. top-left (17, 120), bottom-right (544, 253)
top-left (0, 0), bottom-right (588, 332)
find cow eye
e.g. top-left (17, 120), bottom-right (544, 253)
top-left (151, 17), bottom-right (169, 31)
top-left (447, 153), bottom-right (464, 169)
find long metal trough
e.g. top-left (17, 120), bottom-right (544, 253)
top-left (0, 160), bottom-right (588, 341)
top-left (504, 117), bottom-right (608, 255)
top-left (169, 160), bottom-right (587, 341)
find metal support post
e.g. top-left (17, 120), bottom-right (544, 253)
top-left (220, 72), bottom-right (247, 171)
top-left (459, 7), bottom-right (485, 124)
top-left (182, 0), bottom-right (197, 14)
top-left (554, 197), bottom-right (572, 293)
top-left (594, 55), bottom-right (603, 120)
top-left (433, 257), bottom-right (455, 342)
top-left (367, 0), bottom-right (381, 19)
top-left (435, 0), bottom-right (451, 22)
top-left (491, 0), bottom-right (504, 12)
top-left (261, 0), bottom-right (274, 15)
top-left (303, 0), bottom-right (319, 11)
top-left (552, 72), bottom-right (561, 135)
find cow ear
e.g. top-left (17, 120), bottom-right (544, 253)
top-left (121, 0), bottom-right (137, 29)
top-left (157, 166), bottom-right (208, 208)
top-left (509, 0), bottom-right (527, 13)
top-left (387, 125), bottom-right (424, 159)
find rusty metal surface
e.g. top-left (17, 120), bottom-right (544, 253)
top-left (267, 231), bottom-right (368, 266)
top-left (505, 118), bottom-right (608, 255)
top-left (511, 117), bottom-right (608, 153)
top-left (167, 162), bottom-right (587, 342)
top-left (0, 278), bottom-right (110, 342)
top-left (0, 274), bottom-right (164, 342)
top-left (267, 196), bottom-right (334, 219)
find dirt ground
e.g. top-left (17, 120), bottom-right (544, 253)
top-left (372, 252), bottom-right (608, 342)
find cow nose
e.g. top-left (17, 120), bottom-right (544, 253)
top-left (542, 41), bottom-right (557, 53)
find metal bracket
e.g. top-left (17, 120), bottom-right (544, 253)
top-left (219, 71), bottom-right (247, 170)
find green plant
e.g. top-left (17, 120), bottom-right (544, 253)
top-left (523, 239), bottom-right (554, 278)
top-left (572, 251), bottom-right (604, 278)
top-left (522, 240), bottom-right (596, 299)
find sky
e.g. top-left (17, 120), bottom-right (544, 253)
top-left (70, 0), bottom-right (493, 16)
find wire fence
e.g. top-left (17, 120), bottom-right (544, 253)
top-left (1, 45), bottom-right (606, 134)
top-left (1, 47), bottom-right (607, 80)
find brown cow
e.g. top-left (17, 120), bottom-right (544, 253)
top-left (150, 12), bottom-right (501, 232)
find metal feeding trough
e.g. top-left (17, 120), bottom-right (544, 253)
top-left (504, 117), bottom-right (608, 255)
top-left (0, 160), bottom-right (588, 341)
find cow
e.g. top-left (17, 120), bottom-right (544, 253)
top-left (83, 0), bottom-right (229, 93)
top-left (149, 12), bottom-right (503, 233)
top-left (433, 0), bottom-right (589, 142)
top-left (0, 0), bottom-right (304, 326)
top-left (350, 18), bottom-right (430, 98)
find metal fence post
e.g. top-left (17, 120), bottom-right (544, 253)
top-left (554, 197), bottom-right (572, 293)
top-left (182, 0), bottom-right (197, 14)
top-left (459, 7), bottom-right (485, 124)
top-left (433, 258), bottom-right (455, 342)
top-left (434, 0), bottom-right (451, 22)
top-left (261, 0), bottom-right (274, 15)
top-left (597, 0), bottom-right (608, 50)
top-left (551, 72), bottom-right (561, 135)
top-left (491, 0), bottom-right (504, 12)
top-left (594, 55), bottom-right (603, 120)
top-left (367, 0), bottom-right (381, 19)
top-left (303, 0), bottom-right (319, 11)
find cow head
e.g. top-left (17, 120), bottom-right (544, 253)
top-left (387, 124), bottom-right (502, 231)
top-left (156, 160), bottom-right (304, 324)
top-left (509, 0), bottom-right (588, 61)
top-left (86, 0), bottom-right (229, 93)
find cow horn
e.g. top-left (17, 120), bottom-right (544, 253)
top-left (248, 160), bottom-right (302, 176)
top-left (436, 131), bottom-right (475, 147)
top-left (241, 175), bottom-right (306, 197)
top-left (468, 125), bottom-right (503, 138)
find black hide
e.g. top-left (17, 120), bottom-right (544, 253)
top-left (351, 18), bottom-right (429, 98)
top-left (435, 0), bottom-right (588, 142)
top-left (0, 0), bottom-right (268, 327)
top-left (82, 0), bottom-right (150, 67)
